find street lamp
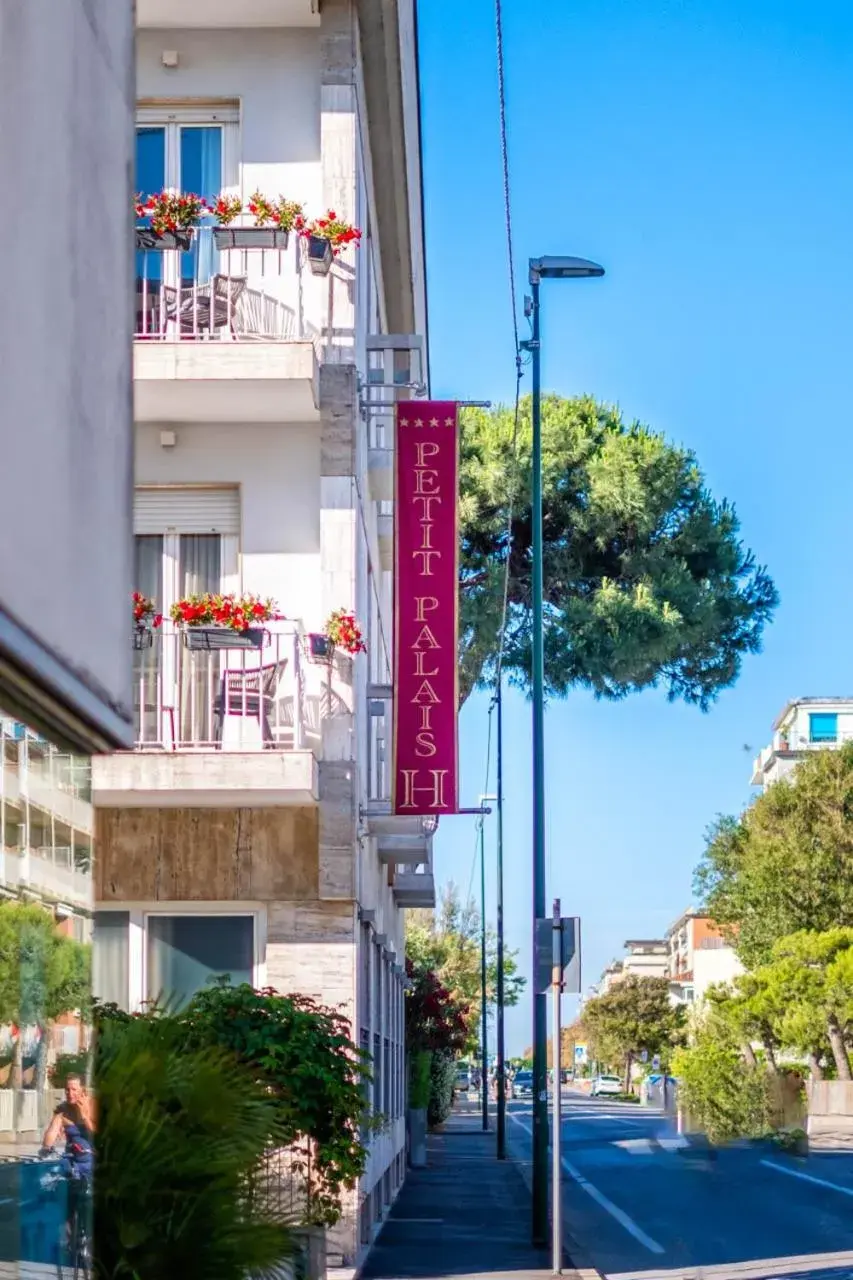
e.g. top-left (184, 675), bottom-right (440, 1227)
top-left (478, 792), bottom-right (497, 1133)
top-left (525, 253), bottom-right (604, 1247)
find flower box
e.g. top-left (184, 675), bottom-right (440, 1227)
top-left (306, 633), bottom-right (333, 663)
top-left (182, 626), bottom-right (267, 652)
top-left (306, 235), bottom-right (334, 276)
top-left (213, 226), bottom-right (290, 251)
top-left (135, 227), bottom-right (195, 252)
top-left (133, 628), bottom-right (154, 652)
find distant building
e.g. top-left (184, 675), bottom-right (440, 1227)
top-left (751, 697), bottom-right (853, 790)
top-left (666, 907), bottom-right (742, 1005)
top-left (622, 939), bottom-right (669, 981)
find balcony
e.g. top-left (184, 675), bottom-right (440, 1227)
top-left (134, 227), bottom-right (320, 424)
top-left (92, 623), bottom-right (319, 807)
top-left (393, 865), bottom-right (436, 909)
top-left (1, 845), bottom-right (91, 909)
top-left (136, 0), bottom-right (320, 28)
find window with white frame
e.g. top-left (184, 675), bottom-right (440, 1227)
top-left (135, 105), bottom-right (240, 295)
top-left (93, 908), bottom-right (261, 1011)
top-left (134, 487), bottom-right (241, 618)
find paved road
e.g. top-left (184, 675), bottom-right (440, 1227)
top-left (508, 1091), bottom-right (853, 1280)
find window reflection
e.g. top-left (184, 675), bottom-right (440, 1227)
top-left (0, 712), bottom-right (92, 1272)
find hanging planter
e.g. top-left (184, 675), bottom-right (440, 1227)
top-left (171, 593), bottom-right (281, 652)
top-left (213, 225), bottom-right (290, 251)
top-left (135, 226), bottom-right (195, 252)
top-left (183, 625), bottom-right (266, 652)
top-left (306, 633), bottom-right (333, 663)
top-left (306, 235), bottom-right (334, 276)
top-left (132, 593), bottom-right (162, 649)
top-left (302, 211), bottom-right (362, 277)
top-left (135, 190), bottom-right (207, 252)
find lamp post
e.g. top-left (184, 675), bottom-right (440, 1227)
top-left (479, 792), bottom-right (497, 1132)
top-left (526, 255), bottom-right (604, 1247)
top-left (494, 680), bottom-right (507, 1159)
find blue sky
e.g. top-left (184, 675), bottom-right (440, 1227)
top-left (416, 0), bottom-right (853, 1053)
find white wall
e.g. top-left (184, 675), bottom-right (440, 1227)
top-left (0, 0), bottom-right (135, 752)
top-left (137, 29), bottom-right (322, 206)
top-left (693, 947), bottom-right (743, 1003)
top-left (783, 703), bottom-right (853, 746)
top-left (135, 422), bottom-right (323, 627)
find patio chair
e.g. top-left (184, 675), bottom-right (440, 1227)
top-left (162, 274), bottom-right (248, 337)
top-left (213, 659), bottom-right (288, 746)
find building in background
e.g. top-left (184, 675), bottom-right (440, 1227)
top-left (0, 3), bottom-right (134, 756)
top-left (666, 907), bottom-right (742, 1005)
top-left (751, 697), bottom-right (853, 790)
top-left (91, 0), bottom-right (432, 1264)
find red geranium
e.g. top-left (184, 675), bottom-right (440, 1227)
top-left (325, 609), bottom-right (366, 655)
top-left (132, 592), bottom-right (162, 630)
top-left (170, 593), bottom-right (281, 632)
top-left (302, 211), bottom-right (362, 257)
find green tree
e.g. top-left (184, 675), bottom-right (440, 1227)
top-left (459, 395), bottom-right (777, 703)
top-left (695, 744), bottom-right (853, 967)
top-left (0, 901), bottom-right (90, 1088)
top-left (672, 1011), bottom-right (771, 1143)
top-left (406, 882), bottom-right (524, 1052)
top-left (582, 976), bottom-right (686, 1090)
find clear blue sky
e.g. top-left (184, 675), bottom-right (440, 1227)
top-left (416, 0), bottom-right (853, 1054)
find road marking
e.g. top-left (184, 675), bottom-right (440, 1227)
top-left (509, 1112), bottom-right (665, 1256)
top-left (761, 1158), bottom-right (853, 1197)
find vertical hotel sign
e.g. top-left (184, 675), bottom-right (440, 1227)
top-left (392, 402), bottom-right (459, 815)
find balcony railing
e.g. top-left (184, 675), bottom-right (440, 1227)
top-left (133, 624), bottom-right (307, 751)
top-left (135, 225), bottom-right (319, 343)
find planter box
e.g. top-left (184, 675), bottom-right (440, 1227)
top-left (306, 633), bottom-right (332, 663)
top-left (213, 225), bottom-right (290, 251)
top-left (133, 628), bottom-right (154, 651)
top-left (306, 235), bottom-right (334, 276)
top-left (182, 625), bottom-right (267, 652)
top-left (408, 1106), bottom-right (427, 1168)
top-left (135, 226), bottom-right (195, 252)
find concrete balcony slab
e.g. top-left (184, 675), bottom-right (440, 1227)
top-left (92, 749), bottom-right (319, 808)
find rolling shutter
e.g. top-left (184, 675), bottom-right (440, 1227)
top-left (134, 487), bottom-right (240, 535)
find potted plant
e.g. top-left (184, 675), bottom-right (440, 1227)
top-left (170, 593), bottom-right (280, 650)
top-left (132, 592), bottom-right (162, 650)
top-left (214, 190), bottom-right (306, 251)
top-left (135, 189), bottom-right (208, 251)
top-left (305, 633), bottom-right (333, 663)
top-left (301, 210), bottom-right (362, 276)
top-left (324, 609), bottom-right (366, 655)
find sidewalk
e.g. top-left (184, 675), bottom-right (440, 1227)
top-left (360, 1103), bottom-right (568, 1280)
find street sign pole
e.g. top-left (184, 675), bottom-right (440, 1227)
top-left (551, 899), bottom-right (563, 1276)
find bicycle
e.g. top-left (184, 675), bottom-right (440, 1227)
top-left (39, 1159), bottom-right (92, 1279)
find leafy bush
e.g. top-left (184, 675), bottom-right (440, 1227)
top-left (97, 981), bottom-right (370, 1228)
top-left (409, 1050), bottom-right (432, 1109)
top-left (672, 1020), bottom-right (771, 1144)
top-left (94, 1014), bottom-right (292, 1280)
top-left (50, 1052), bottom-right (89, 1088)
top-left (428, 1051), bottom-right (455, 1128)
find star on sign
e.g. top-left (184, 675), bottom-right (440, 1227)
top-left (429, 417), bottom-right (439, 427)
top-left (444, 417), bottom-right (454, 426)
top-left (413, 418), bottom-right (423, 427)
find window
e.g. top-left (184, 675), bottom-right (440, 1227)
top-left (147, 915), bottom-right (253, 1008)
top-left (809, 712), bottom-right (838, 743)
top-left (133, 488), bottom-right (241, 617)
top-left (93, 912), bottom-right (130, 1008)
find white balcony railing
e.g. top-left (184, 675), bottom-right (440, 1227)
top-left (133, 624), bottom-right (307, 752)
top-left (135, 225), bottom-right (319, 343)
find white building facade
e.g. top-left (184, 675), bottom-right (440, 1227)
top-left (92, 1), bottom-right (433, 1263)
top-left (751, 697), bottom-right (853, 790)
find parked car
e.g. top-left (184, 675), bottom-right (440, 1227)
top-left (513, 1070), bottom-right (534, 1099)
top-left (590, 1074), bottom-right (622, 1098)
top-left (454, 1067), bottom-right (471, 1093)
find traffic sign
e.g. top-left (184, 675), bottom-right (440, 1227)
top-left (534, 916), bottom-right (581, 993)
top-left (652, 1054), bottom-right (661, 1071)
top-left (574, 1044), bottom-right (587, 1064)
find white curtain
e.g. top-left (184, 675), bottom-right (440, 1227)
top-left (179, 535), bottom-right (222, 743)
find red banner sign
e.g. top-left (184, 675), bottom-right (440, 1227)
top-left (393, 401), bottom-right (459, 815)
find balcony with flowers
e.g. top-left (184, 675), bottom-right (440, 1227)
top-left (133, 188), bottom-right (362, 424)
top-left (93, 594), bottom-right (369, 809)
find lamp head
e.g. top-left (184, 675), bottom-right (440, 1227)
top-left (529, 255), bottom-right (605, 283)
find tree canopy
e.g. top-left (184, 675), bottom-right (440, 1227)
top-left (459, 395), bottom-right (777, 704)
top-left (406, 882), bottom-right (524, 1052)
top-left (695, 743), bottom-right (853, 967)
top-left (581, 975), bottom-right (686, 1087)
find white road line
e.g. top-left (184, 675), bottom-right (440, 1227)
top-left (760, 1158), bottom-right (853, 1197)
top-left (509, 1112), bottom-right (665, 1256)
